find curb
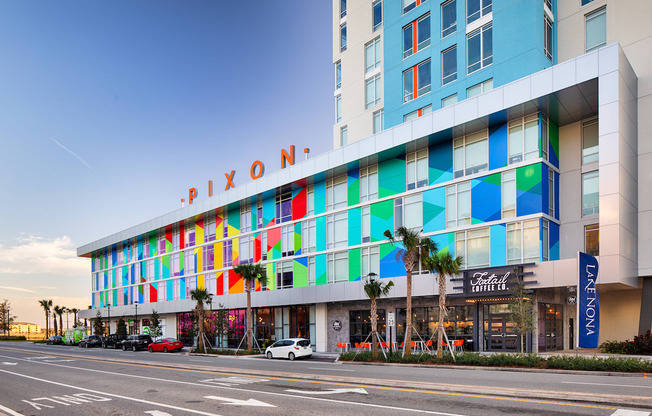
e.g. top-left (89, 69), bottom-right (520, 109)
top-left (3, 345), bottom-right (650, 408)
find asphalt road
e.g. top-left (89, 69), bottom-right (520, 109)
top-left (0, 342), bottom-right (650, 416)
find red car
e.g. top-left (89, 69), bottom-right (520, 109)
top-left (148, 338), bottom-right (184, 353)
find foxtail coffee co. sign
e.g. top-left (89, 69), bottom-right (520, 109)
top-left (463, 267), bottom-right (521, 296)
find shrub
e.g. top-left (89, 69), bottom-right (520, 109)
top-left (0, 336), bottom-right (26, 341)
top-left (600, 330), bottom-right (652, 355)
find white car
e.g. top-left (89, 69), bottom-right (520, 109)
top-left (265, 338), bottom-right (312, 360)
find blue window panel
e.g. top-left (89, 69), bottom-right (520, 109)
top-left (423, 187), bottom-right (445, 233)
top-left (471, 174), bottom-right (501, 223)
top-left (428, 140), bottom-right (453, 185)
top-left (123, 288), bottom-right (129, 306)
top-left (166, 280), bottom-right (173, 301)
top-left (431, 232), bottom-right (454, 255)
top-left (488, 123), bottom-right (507, 170)
top-left (316, 216), bottom-right (327, 252)
top-left (348, 207), bottom-right (361, 246)
top-left (554, 172), bottom-right (560, 220)
top-left (138, 236), bottom-right (143, 261)
top-left (490, 224), bottom-right (506, 267)
top-left (180, 277), bottom-right (186, 300)
top-left (138, 285), bottom-right (144, 304)
top-left (92, 296), bottom-right (95, 309)
top-left (261, 190), bottom-right (275, 227)
top-left (314, 177), bottom-right (327, 215)
top-left (542, 165), bottom-right (550, 216)
top-left (549, 222), bottom-right (560, 261)
top-left (112, 245), bottom-right (117, 267)
top-left (380, 245), bottom-right (404, 278)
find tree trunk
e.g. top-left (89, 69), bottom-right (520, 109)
top-left (371, 298), bottom-right (378, 357)
top-left (405, 268), bottom-right (413, 357)
top-left (59, 315), bottom-right (63, 336)
top-left (437, 273), bottom-right (447, 358)
top-left (246, 284), bottom-right (253, 352)
top-left (53, 317), bottom-right (58, 337)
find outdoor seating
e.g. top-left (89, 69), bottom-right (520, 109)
top-left (336, 342), bottom-right (349, 352)
top-left (453, 339), bottom-right (464, 352)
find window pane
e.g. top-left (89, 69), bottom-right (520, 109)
top-left (482, 25), bottom-right (493, 67)
top-left (465, 136), bottom-right (487, 173)
top-left (341, 24), bottom-right (347, 50)
top-left (442, 94), bottom-right (457, 107)
top-left (406, 159), bottom-right (416, 185)
top-left (403, 68), bottom-right (414, 102)
top-left (507, 226), bottom-right (521, 264)
top-left (442, 46), bottom-right (457, 85)
top-left (467, 83), bottom-right (481, 98)
top-left (524, 119), bottom-right (539, 159)
top-left (582, 119), bottom-right (599, 163)
top-left (365, 43), bottom-right (375, 73)
top-left (467, 0), bottom-right (480, 24)
top-left (586, 8), bottom-right (606, 52)
top-left (582, 171), bottom-right (599, 215)
top-left (417, 60), bottom-right (431, 96)
top-left (403, 25), bottom-right (413, 58)
top-left (442, 0), bottom-right (457, 38)
top-left (373, 1), bottom-right (383, 30)
top-left (508, 124), bottom-right (523, 162)
top-left (417, 15), bottom-right (431, 50)
top-left (585, 224), bottom-right (599, 256)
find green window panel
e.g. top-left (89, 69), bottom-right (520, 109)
top-left (378, 156), bottom-right (406, 198)
top-left (293, 259), bottom-right (308, 288)
top-left (370, 200), bottom-right (393, 242)
top-left (348, 171), bottom-right (360, 206)
top-left (315, 253), bottom-right (327, 285)
top-left (294, 222), bottom-right (302, 254)
top-left (228, 203), bottom-right (240, 234)
top-left (348, 248), bottom-right (361, 281)
top-left (162, 255), bottom-right (170, 279)
top-left (266, 262), bottom-right (276, 291)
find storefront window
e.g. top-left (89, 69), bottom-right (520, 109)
top-left (396, 306), bottom-right (474, 349)
top-left (349, 309), bottom-right (386, 345)
top-left (538, 303), bottom-right (563, 352)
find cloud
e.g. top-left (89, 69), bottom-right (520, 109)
top-left (0, 286), bottom-right (36, 293)
top-left (0, 235), bottom-right (87, 276)
top-left (52, 139), bottom-right (92, 170)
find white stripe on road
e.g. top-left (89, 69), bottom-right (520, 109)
top-left (308, 367), bottom-right (355, 372)
top-left (0, 354), bottom-right (466, 416)
top-left (0, 404), bottom-right (24, 416)
top-left (562, 381), bottom-right (652, 389)
top-left (0, 369), bottom-right (221, 416)
top-left (610, 410), bottom-right (651, 416)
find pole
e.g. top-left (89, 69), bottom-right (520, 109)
top-left (107, 305), bottom-right (111, 336)
top-left (135, 301), bottom-right (139, 335)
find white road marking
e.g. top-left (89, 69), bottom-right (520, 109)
top-left (0, 369), bottom-right (222, 416)
top-left (562, 381), bottom-right (652, 389)
top-left (285, 387), bottom-right (368, 395)
top-left (201, 376), bottom-right (269, 386)
top-left (1, 362), bottom-right (17, 365)
top-left (204, 396), bottom-right (275, 407)
top-left (610, 410), bottom-right (651, 416)
top-left (0, 404), bottom-right (24, 416)
top-left (308, 367), bottom-right (355, 371)
top-left (144, 411), bottom-right (174, 416)
top-left (0, 353), bottom-right (467, 415)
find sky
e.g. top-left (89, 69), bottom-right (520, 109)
top-left (0, 1), bottom-right (334, 328)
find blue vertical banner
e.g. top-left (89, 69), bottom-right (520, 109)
top-left (578, 252), bottom-right (600, 348)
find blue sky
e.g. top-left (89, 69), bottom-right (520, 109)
top-left (0, 1), bottom-right (333, 327)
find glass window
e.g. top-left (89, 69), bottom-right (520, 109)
top-left (541, 115), bottom-right (549, 161)
top-left (467, 78), bottom-right (492, 98)
top-left (406, 149), bottom-right (428, 190)
top-left (544, 15), bottom-right (553, 61)
top-left (542, 219), bottom-right (549, 262)
top-left (361, 206), bottom-right (371, 243)
top-left (171, 252), bottom-right (180, 277)
top-left (585, 224), bottom-right (599, 256)
top-left (585, 8), bottom-right (606, 52)
top-left (373, 109), bottom-right (384, 133)
top-left (360, 165), bottom-right (378, 203)
top-left (340, 23), bottom-right (347, 51)
top-left (403, 14), bottom-right (430, 59)
top-left (394, 194), bottom-right (423, 231)
top-left (222, 211), bottom-right (228, 238)
top-left (373, 0), bottom-right (383, 31)
top-left (223, 240), bottom-right (233, 267)
top-left (442, 45), bottom-right (457, 85)
top-left (240, 202), bottom-right (251, 233)
top-left (261, 231), bottom-right (268, 261)
top-left (502, 170), bottom-right (516, 218)
top-left (275, 188), bottom-right (292, 224)
top-left (455, 227), bottom-right (490, 269)
top-left (308, 256), bottom-right (316, 286)
top-left (365, 38), bottom-right (382, 73)
top-left (306, 185), bottom-right (314, 216)
top-left (548, 170), bottom-right (554, 217)
top-left (327, 251), bottom-right (349, 283)
top-left (582, 171), bottom-right (599, 216)
top-left (239, 235), bottom-right (253, 264)
top-left (281, 225), bottom-right (294, 257)
top-left (326, 175), bottom-right (348, 211)
top-left (507, 220), bottom-right (539, 264)
top-left (442, 0), bottom-right (457, 38)
top-left (350, 309), bottom-right (386, 345)
top-left (183, 249), bottom-right (194, 275)
top-left (336, 95), bottom-right (342, 123)
top-left (445, 181), bottom-right (471, 228)
top-left (276, 261), bottom-right (293, 289)
top-left (404, 105), bottom-right (432, 122)
top-left (361, 246), bottom-right (380, 278)
top-left (327, 212), bottom-right (348, 249)
top-left (453, 130), bottom-right (488, 178)
top-left (301, 219), bottom-right (317, 253)
top-left (582, 0), bottom-right (595, 5)
top-left (340, 126), bottom-right (348, 147)
top-left (467, 23), bottom-right (492, 74)
top-left (403, 60), bottom-right (431, 103)
top-left (403, 0), bottom-right (428, 14)
top-left (508, 114), bottom-right (539, 164)
top-left (340, 0), bottom-right (346, 18)
top-left (203, 245), bottom-right (214, 271)
top-left (365, 74), bottom-right (382, 108)
top-left (467, 0), bottom-right (492, 24)
top-left (442, 94), bottom-right (457, 107)
top-left (582, 118), bottom-right (599, 164)
top-left (335, 61), bottom-right (341, 90)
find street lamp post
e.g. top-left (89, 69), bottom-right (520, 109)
top-left (134, 301), bottom-right (139, 335)
top-left (107, 305), bottom-right (111, 336)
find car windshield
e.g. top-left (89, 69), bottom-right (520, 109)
top-left (297, 340), bottom-right (310, 347)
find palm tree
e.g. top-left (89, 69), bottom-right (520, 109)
top-left (383, 227), bottom-right (437, 357)
top-left (190, 288), bottom-right (211, 352)
top-left (424, 250), bottom-right (463, 358)
top-left (53, 306), bottom-right (65, 336)
top-left (363, 273), bottom-right (394, 357)
top-left (52, 306), bottom-right (59, 336)
top-left (38, 300), bottom-right (52, 338)
top-left (70, 308), bottom-right (79, 327)
top-left (233, 263), bottom-right (266, 351)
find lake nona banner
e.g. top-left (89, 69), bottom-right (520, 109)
top-left (578, 252), bottom-right (599, 348)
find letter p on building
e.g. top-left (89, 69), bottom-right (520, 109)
top-left (189, 188), bottom-right (198, 205)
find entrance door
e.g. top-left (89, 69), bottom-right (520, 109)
top-left (487, 314), bottom-right (519, 352)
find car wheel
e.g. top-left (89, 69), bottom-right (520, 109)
top-left (267, 352), bottom-right (273, 359)
top-left (148, 347), bottom-right (153, 353)
top-left (122, 345), bottom-right (127, 351)
top-left (289, 352), bottom-right (295, 361)
top-left (163, 347), bottom-right (168, 353)
top-left (132, 345), bottom-right (137, 352)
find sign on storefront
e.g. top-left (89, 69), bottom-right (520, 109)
top-left (578, 252), bottom-right (599, 348)
top-left (462, 266), bottom-right (521, 296)
top-left (387, 312), bottom-right (395, 327)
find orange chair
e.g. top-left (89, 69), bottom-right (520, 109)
top-left (336, 342), bottom-right (349, 352)
top-left (354, 342), bottom-right (361, 349)
top-left (425, 340), bottom-right (433, 348)
top-left (453, 339), bottom-right (464, 352)
top-left (363, 342), bottom-right (371, 349)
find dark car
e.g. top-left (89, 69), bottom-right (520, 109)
top-left (121, 334), bottom-right (153, 351)
top-left (46, 336), bottom-right (63, 345)
top-left (102, 333), bottom-right (129, 349)
top-left (79, 335), bottom-right (102, 348)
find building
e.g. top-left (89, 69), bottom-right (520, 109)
top-left (10, 323), bottom-right (42, 335)
top-left (79, 0), bottom-right (652, 352)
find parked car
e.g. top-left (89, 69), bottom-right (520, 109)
top-left (102, 333), bottom-right (129, 349)
top-left (265, 338), bottom-right (312, 360)
top-left (148, 338), bottom-right (184, 353)
top-left (46, 336), bottom-right (63, 345)
top-left (78, 335), bottom-right (102, 348)
top-left (121, 334), bottom-right (153, 351)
